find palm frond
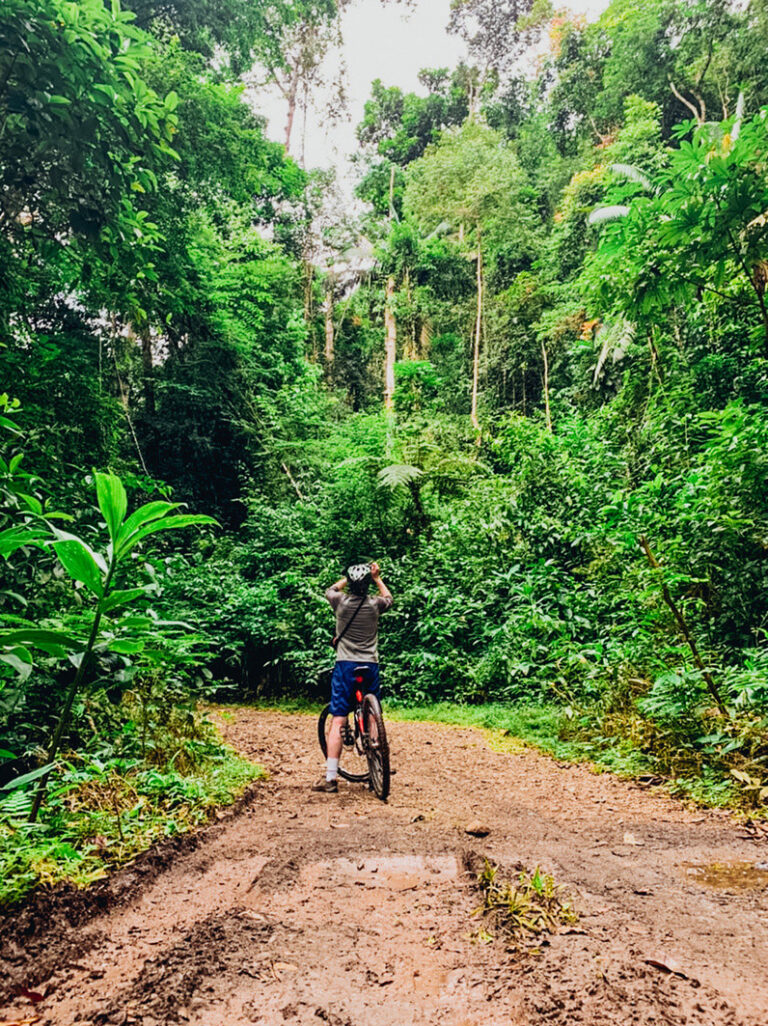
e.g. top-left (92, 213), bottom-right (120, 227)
top-left (608, 163), bottom-right (652, 191)
top-left (732, 91), bottom-right (745, 142)
top-left (593, 319), bottom-right (635, 385)
top-left (588, 205), bottom-right (630, 225)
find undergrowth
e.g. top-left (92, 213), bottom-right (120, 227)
top-left (0, 742), bottom-right (264, 910)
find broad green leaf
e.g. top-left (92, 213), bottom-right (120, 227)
top-left (115, 501), bottom-right (181, 553)
top-left (0, 628), bottom-right (83, 656)
top-left (95, 471), bottom-right (127, 542)
top-left (108, 637), bottom-right (145, 654)
top-left (0, 415), bottom-right (21, 435)
top-left (99, 587), bottom-right (151, 613)
top-left (0, 645), bottom-right (33, 681)
top-left (0, 763), bottom-right (55, 792)
top-left (17, 492), bottom-right (43, 515)
top-left (119, 514), bottom-right (217, 556)
top-left (52, 535), bottom-right (105, 597)
top-left (0, 526), bottom-right (48, 558)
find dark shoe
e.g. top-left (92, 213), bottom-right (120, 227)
top-left (312, 777), bottom-right (338, 793)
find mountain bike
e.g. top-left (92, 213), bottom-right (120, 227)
top-left (318, 665), bottom-right (390, 800)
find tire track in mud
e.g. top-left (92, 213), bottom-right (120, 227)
top-left (2, 709), bottom-right (767, 1026)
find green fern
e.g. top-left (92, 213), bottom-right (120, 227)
top-left (377, 463), bottom-right (423, 489)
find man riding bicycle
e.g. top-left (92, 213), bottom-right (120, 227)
top-left (314, 561), bottom-right (393, 793)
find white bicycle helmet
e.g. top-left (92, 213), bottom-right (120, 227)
top-left (347, 563), bottom-right (371, 583)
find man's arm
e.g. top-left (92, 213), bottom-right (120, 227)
top-left (369, 562), bottom-right (392, 604)
top-left (325, 577), bottom-right (347, 609)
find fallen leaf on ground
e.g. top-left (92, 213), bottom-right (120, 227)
top-left (645, 956), bottom-right (694, 981)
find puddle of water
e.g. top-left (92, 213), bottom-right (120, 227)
top-left (685, 861), bottom-right (768, 892)
top-left (301, 855), bottom-right (459, 891)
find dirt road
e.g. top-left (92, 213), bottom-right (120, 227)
top-left (2, 709), bottom-right (768, 1026)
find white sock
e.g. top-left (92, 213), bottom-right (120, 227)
top-left (326, 758), bottom-right (339, 781)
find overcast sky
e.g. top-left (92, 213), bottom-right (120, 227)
top-left (254, 0), bottom-right (612, 176)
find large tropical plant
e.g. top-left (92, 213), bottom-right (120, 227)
top-left (0, 468), bottom-right (215, 820)
top-left (587, 104), bottom-right (768, 352)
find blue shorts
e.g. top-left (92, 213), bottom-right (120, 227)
top-left (330, 661), bottom-right (381, 717)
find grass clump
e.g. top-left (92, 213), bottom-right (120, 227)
top-left (0, 744), bottom-right (264, 910)
top-left (473, 858), bottom-right (577, 947)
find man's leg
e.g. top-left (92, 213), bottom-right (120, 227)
top-left (326, 716), bottom-right (346, 781)
top-left (313, 662), bottom-right (352, 792)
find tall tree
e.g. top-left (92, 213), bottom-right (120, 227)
top-left (447, 0), bottom-right (543, 84)
top-left (245, 0), bottom-right (341, 154)
top-left (405, 122), bottom-right (539, 433)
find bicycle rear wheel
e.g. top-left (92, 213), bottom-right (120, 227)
top-left (363, 693), bottom-right (390, 800)
top-left (317, 704), bottom-right (369, 783)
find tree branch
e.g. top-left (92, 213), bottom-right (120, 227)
top-left (669, 78), bottom-right (704, 123)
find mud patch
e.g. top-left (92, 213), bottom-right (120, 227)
top-left (299, 854), bottom-right (459, 892)
top-left (685, 860), bottom-right (768, 892)
top-left (91, 909), bottom-right (274, 1025)
top-left (256, 855), bottom-right (302, 891)
top-left (0, 782), bottom-right (264, 1004)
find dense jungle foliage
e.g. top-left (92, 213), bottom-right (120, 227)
top-left (2, 0), bottom-right (768, 902)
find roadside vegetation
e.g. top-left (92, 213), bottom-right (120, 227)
top-left (3, 0), bottom-right (768, 907)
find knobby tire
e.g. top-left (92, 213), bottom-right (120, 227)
top-left (363, 693), bottom-right (390, 801)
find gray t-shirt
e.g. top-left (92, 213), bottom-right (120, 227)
top-left (326, 588), bottom-right (392, 663)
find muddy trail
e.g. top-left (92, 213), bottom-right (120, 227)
top-left (2, 710), bottom-right (768, 1026)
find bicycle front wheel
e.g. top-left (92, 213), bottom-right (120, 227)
top-left (363, 693), bottom-right (390, 800)
top-left (317, 704), bottom-right (369, 783)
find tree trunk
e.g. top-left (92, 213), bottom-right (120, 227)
top-left (404, 268), bottom-right (415, 360)
top-left (324, 275), bottom-right (335, 373)
top-left (522, 364), bottom-right (527, 416)
top-left (284, 62), bottom-right (301, 153)
top-left (140, 325), bottom-right (155, 419)
top-left (384, 275), bottom-right (397, 410)
top-left (303, 260), bottom-right (313, 323)
top-left (541, 340), bottom-right (552, 433)
top-left (470, 239), bottom-right (482, 434)
top-left (419, 320), bottom-right (431, 359)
